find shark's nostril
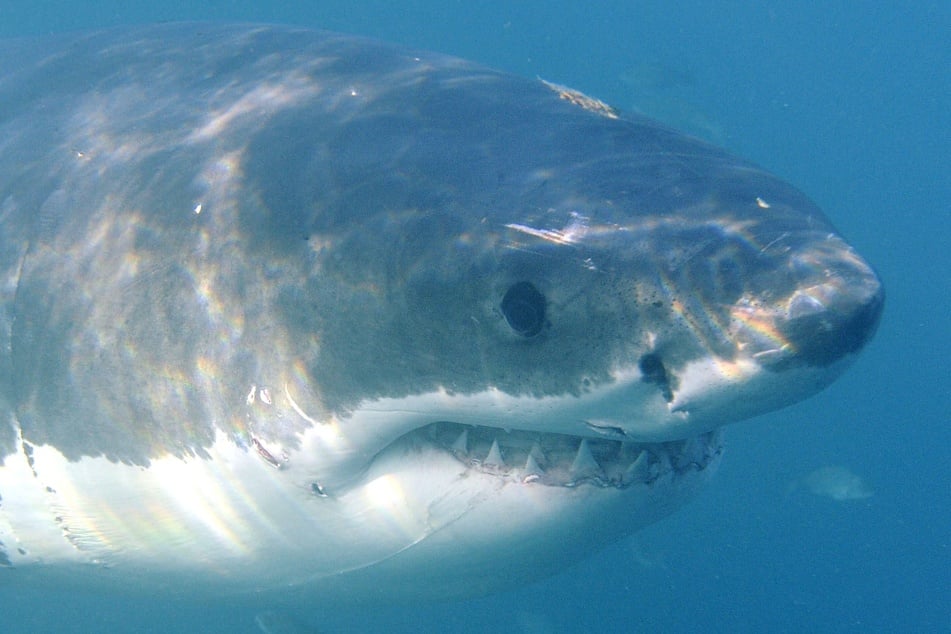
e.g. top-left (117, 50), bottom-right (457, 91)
top-left (639, 353), bottom-right (674, 402)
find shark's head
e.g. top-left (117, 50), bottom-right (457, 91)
top-left (224, 76), bottom-right (883, 600)
top-left (0, 24), bottom-right (883, 601)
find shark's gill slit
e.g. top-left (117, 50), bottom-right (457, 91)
top-left (396, 422), bottom-right (722, 488)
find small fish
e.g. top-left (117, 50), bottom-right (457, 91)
top-left (799, 465), bottom-right (873, 501)
top-left (254, 611), bottom-right (321, 634)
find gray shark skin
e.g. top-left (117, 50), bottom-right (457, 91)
top-left (0, 24), bottom-right (882, 601)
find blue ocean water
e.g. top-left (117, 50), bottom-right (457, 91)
top-left (1, 2), bottom-right (947, 632)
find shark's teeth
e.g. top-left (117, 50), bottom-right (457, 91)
top-left (622, 450), bottom-right (650, 485)
top-left (528, 443), bottom-right (546, 468)
top-left (450, 428), bottom-right (468, 456)
top-left (483, 439), bottom-right (505, 469)
top-left (650, 449), bottom-right (672, 481)
top-left (569, 439), bottom-right (601, 479)
top-left (674, 435), bottom-right (704, 469)
top-left (522, 450), bottom-right (545, 483)
top-left (425, 421), bottom-right (722, 489)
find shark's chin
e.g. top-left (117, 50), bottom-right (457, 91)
top-left (298, 426), bottom-right (725, 602)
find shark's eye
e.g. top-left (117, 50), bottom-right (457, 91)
top-left (501, 281), bottom-right (546, 337)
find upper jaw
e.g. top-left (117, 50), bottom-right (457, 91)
top-left (283, 244), bottom-right (884, 491)
top-left (409, 421), bottom-right (724, 490)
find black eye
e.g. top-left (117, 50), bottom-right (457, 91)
top-left (501, 281), bottom-right (546, 337)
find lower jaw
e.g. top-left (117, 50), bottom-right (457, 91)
top-left (406, 421), bottom-right (723, 489)
top-left (303, 424), bottom-right (725, 602)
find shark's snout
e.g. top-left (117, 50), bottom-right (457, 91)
top-left (773, 261), bottom-right (884, 370)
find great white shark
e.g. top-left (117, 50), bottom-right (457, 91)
top-left (0, 23), bottom-right (883, 601)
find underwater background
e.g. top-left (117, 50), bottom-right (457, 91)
top-left (0, 2), bottom-right (947, 632)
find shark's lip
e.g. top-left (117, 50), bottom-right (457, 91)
top-left (380, 422), bottom-right (723, 490)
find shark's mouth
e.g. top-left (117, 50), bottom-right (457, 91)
top-left (417, 422), bottom-right (723, 489)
